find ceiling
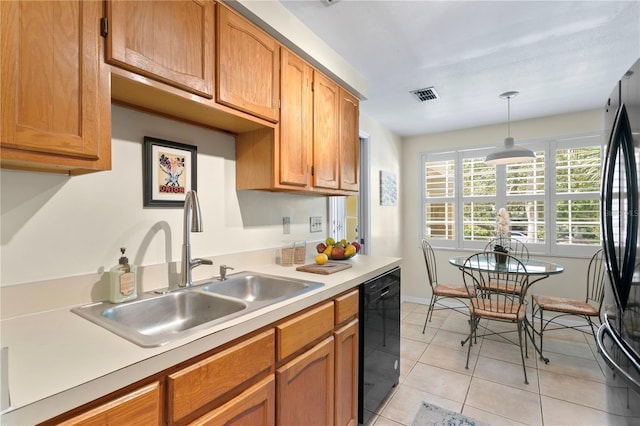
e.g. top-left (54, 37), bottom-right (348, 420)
top-left (279, 1), bottom-right (640, 137)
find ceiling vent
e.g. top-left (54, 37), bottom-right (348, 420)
top-left (320, 0), bottom-right (341, 6)
top-left (410, 87), bottom-right (439, 102)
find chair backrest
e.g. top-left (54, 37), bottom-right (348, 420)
top-left (485, 237), bottom-right (530, 260)
top-left (461, 252), bottom-right (531, 311)
top-left (421, 239), bottom-right (438, 288)
top-left (587, 248), bottom-right (607, 312)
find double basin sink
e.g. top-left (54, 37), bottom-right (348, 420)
top-left (72, 272), bottom-right (324, 347)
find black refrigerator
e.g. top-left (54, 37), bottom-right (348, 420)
top-left (597, 57), bottom-right (640, 415)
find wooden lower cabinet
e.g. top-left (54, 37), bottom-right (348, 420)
top-left (42, 288), bottom-right (361, 426)
top-left (334, 319), bottom-right (359, 426)
top-left (189, 375), bottom-right (275, 426)
top-left (276, 336), bottom-right (335, 426)
top-left (167, 329), bottom-right (275, 424)
top-left (55, 382), bottom-right (161, 426)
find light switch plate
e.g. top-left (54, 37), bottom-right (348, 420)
top-left (310, 216), bottom-right (322, 233)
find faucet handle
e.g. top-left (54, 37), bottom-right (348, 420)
top-left (219, 264), bottom-right (234, 280)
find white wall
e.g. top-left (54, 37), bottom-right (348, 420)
top-left (0, 106), bottom-right (328, 286)
top-left (400, 109), bottom-right (604, 302)
top-left (359, 112), bottom-right (403, 258)
top-left (233, 0), bottom-right (367, 99)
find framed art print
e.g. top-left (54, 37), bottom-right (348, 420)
top-left (143, 137), bottom-right (197, 207)
top-left (380, 170), bottom-right (398, 206)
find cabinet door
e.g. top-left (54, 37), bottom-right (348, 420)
top-left (106, 0), bottom-right (214, 99)
top-left (339, 89), bottom-right (360, 192)
top-left (277, 336), bottom-right (335, 426)
top-left (313, 72), bottom-right (341, 190)
top-left (280, 49), bottom-right (312, 188)
top-left (56, 382), bottom-right (161, 426)
top-left (217, 5), bottom-right (280, 122)
top-left (1, 0), bottom-right (110, 173)
top-left (189, 376), bottom-right (275, 426)
top-left (334, 320), bottom-right (359, 426)
top-left (168, 329), bottom-right (274, 424)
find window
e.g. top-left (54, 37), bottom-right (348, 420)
top-left (421, 133), bottom-right (603, 256)
top-left (423, 153), bottom-right (456, 247)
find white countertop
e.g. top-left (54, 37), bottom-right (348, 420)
top-left (0, 255), bottom-right (401, 425)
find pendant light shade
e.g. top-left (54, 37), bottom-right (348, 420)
top-left (485, 91), bottom-right (535, 165)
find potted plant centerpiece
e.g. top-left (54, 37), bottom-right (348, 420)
top-left (493, 243), bottom-right (509, 264)
top-left (494, 208), bottom-right (510, 264)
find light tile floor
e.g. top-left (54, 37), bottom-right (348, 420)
top-left (367, 301), bottom-right (640, 426)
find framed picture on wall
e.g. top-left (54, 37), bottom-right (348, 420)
top-left (143, 137), bottom-right (197, 207)
top-left (380, 170), bottom-right (398, 206)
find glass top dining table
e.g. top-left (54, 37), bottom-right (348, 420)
top-left (449, 254), bottom-right (564, 361)
top-left (448, 255), bottom-right (564, 277)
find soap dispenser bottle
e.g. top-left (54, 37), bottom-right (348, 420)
top-left (109, 247), bottom-right (138, 303)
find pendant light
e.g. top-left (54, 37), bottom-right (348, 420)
top-left (485, 91), bottom-right (536, 165)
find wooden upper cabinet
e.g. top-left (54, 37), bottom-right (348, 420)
top-left (313, 72), bottom-right (341, 190)
top-left (0, 0), bottom-right (111, 174)
top-left (217, 4), bottom-right (280, 123)
top-left (280, 49), bottom-right (312, 188)
top-left (339, 89), bottom-right (360, 192)
top-left (105, 0), bottom-right (215, 99)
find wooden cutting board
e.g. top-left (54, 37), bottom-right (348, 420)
top-left (296, 261), bottom-right (352, 275)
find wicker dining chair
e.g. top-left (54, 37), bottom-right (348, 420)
top-left (461, 251), bottom-right (532, 384)
top-left (421, 239), bottom-right (472, 333)
top-left (531, 248), bottom-right (606, 363)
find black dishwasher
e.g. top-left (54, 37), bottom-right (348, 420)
top-left (358, 267), bottom-right (401, 425)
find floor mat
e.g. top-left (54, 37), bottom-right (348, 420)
top-left (412, 402), bottom-right (489, 426)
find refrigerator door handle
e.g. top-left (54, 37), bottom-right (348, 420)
top-left (601, 104), bottom-right (639, 310)
top-left (597, 314), bottom-right (640, 392)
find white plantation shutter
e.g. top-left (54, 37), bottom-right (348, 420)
top-left (462, 153), bottom-right (497, 246)
top-left (423, 152), bottom-right (456, 246)
top-left (505, 151), bottom-right (545, 244)
top-left (420, 133), bottom-right (603, 256)
top-left (552, 137), bottom-right (603, 251)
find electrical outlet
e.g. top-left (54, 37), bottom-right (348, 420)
top-left (310, 216), bottom-right (323, 233)
top-left (283, 216), bottom-right (291, 234)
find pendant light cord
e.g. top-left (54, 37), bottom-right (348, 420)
top-left (507, 96), bottom-right (511, 138)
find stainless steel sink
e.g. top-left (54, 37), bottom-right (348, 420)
top-left (72, 272), bottom-right (324, 347)
top-left (72, 291), bottom-right (247, 347)
top-left (200, 273), bottom-right (323, 302)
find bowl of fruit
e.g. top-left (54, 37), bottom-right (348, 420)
top-left (315, 237), bottom-right (361, 264)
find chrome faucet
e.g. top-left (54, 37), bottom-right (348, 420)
top-left (219, 264), bottom-right (234, 281)
top-left (179, 190), bottom-right (212, 287)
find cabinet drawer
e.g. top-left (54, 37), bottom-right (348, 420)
top-left (168, 329), bottom-right (275, 423)
top-left (57, 382), bottom-right (161, 425)
top-left (188, 375), bottom-right (275, 426)
top-left (334, 289), bottom-right (359, 325)
top-left (276, 302), bottom-right (334, 361)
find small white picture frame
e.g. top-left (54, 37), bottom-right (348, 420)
top-left (380, 170), bottom-right (398, 206)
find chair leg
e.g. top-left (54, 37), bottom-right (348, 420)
top-left (517, 321), bottom-right (529, 385)
top-left (465, 314), bottom-right (476, 370)
top-left (461, 316), bottom-right (478, 347)
top-left (588, 317), bottom-right (599, 351)
top-left (539, 306), bottom-right (545, 360)
top-left (423, 294), bottom-right (437, 333)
